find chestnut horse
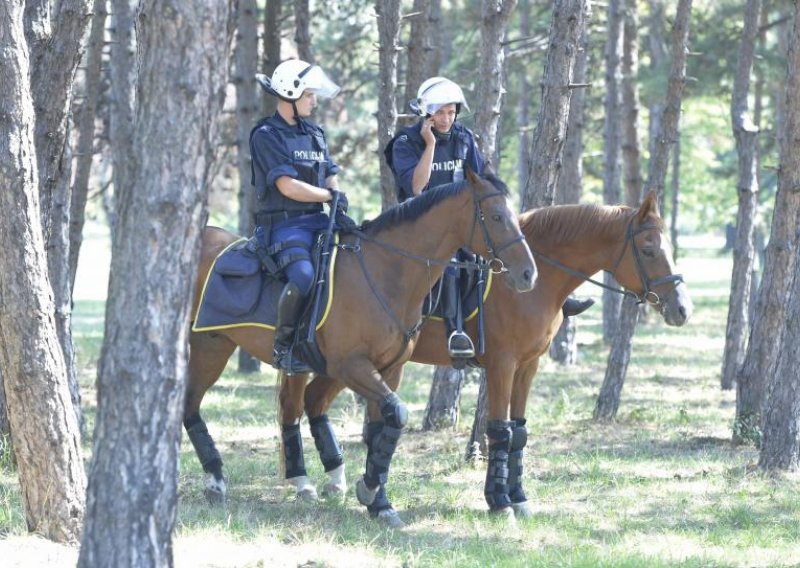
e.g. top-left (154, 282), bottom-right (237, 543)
top-left (291, 190), bottom-right (693, 522)
top-left (183, 171), bottom-right (536, 525)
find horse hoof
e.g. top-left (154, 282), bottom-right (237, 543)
top-left (204, 488), bottom-right (226, 506)
top-left (374, 508), bottom-right (405, 529)
top-left (511, 501), bottom-right (534, 519)
top-left (321, 481), bottom-right (346, 499)
top-left (355, 476), bottom-right (379, 506)
top-left (296, 486), bottom-right (319, 502)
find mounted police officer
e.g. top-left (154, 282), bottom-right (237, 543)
top-left (251, 59), bottom-right (349, 374)
top-left (386, 78), bottom-right (593, 361)
top-left (386, 77), bottom-right (484, 359)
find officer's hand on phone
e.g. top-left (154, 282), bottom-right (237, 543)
top-left (420, 117), bottom-right (436, 147)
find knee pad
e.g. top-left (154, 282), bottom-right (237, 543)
top-left (380, 393), bottom-right (408, 429)
top-left (284, 259), bottom-right (315, 297)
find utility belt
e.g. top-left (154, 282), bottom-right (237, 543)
top-left (255, 209), bottom-right (318, 227)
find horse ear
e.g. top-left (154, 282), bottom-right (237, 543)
top-left (466, 166), bottom-right (481, 184)
top-left (637, 189), bottom-right (659, 220)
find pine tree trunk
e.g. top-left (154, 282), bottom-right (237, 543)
top-left (423, 367), bottom-right (464, 430)
top-left (736, 3), bottom-right (800, 445)
top-left (403, 0), bottom-right (432, 107)
top-left (78, 3), bottom-right (234, 564)
top-left (1, 1), bottom-right (86, 542)
top-left (594, 0), bottom-right (693, 421)
top-left (521, 0), bottom-right (587, 210)
top-left (375, 0), bottom-right (402, 210)
top-left (467, 371), bottom-right (489, 460)
top-left (721, 0), bottom-right (762, 391)
top-left (294, 0), bottom-right (314, 63)
top-left (236, 0), bottom-right (262, 374)
top-left (261, 0), bottom-right (282, 117)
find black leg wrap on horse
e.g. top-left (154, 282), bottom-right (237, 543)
top-left (364, 394), bottom-right (407, 489)
top-left (364, 421), bottom-right (393, 514)
top-left (309, 414), bottom-right (344, 473)
top-left (508, 418), bottom-right (528, 504)
top-left (484, 419), bottom-right (513, 510)
top-left (281, 423), bottom-right (307, 479)
top-left (184, 413), bottom-right (223, 478)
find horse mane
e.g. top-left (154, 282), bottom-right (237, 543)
top-left (519, 203), bottom-right (664, 246)
top-left (361, 173), bottom-right (509, 235)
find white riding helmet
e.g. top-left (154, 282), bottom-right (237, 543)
top-left (255, 59), bottom-right (340, 101)
top-left (410, 77), bottom-right (470, 116)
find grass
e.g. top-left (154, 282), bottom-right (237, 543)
top-left (3, 245), bottom-right (800, 567)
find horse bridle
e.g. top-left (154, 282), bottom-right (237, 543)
top-left (529, 215), bottom-right (684, 306)
top-left (466, 183), bottom-right (529, 274)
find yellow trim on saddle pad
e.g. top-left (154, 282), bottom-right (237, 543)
top-left (428, 270), bottom-right (493, 323)
top-left (191, 235), bottom-right (339, 333)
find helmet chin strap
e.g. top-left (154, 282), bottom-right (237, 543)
top-left (291, 100), bottom-right (309, 134)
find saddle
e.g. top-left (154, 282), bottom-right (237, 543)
top-left (192, 232), bottom-right (338, 374)
top-left (423, 258), bottom-right (493, 324)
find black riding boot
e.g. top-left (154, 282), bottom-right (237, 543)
top-left (561, 296), bottom-right (595, 318)
top-left (272, 282), bottom-right (312, 374)
top-left (441, 271), bottom-right (474, 358)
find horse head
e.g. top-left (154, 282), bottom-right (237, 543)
top-left (465, 168), bottom-right (537, 293)
top-left (613, 190), bottom-right (693, 326)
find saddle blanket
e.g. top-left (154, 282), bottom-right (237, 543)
top-left (192, 237), bottom-right (337, 333)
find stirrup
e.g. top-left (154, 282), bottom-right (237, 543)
top-left (447, 330), bottom-right (475, 358)
top-left (272, 346), bottom-right (312, 375)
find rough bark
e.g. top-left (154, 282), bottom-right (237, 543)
top-left (736, 6), bottom-right (800, 446)
top-left (594, 0), bottom-right (693, 421)
top-left (261, 0), bottom-right (282, 119)
top-left (550, 0), bottom-right (592, 365)
top-left (235, 0), bottom-right (262, 374)
top-left (376, 0), bottom-right (402, 210)
top-left (467, 372), bottom-right (490, 460)
top-left (426, 0), bottom-right (443, 79)
top-left (521, 0), bottom-right (587, 210)
top-left (517, 0), bottom-right (533, 199)
top-left (0, 0), bottom-right (86, 543)
top-left (670, 134), bottom-right (680, 259)
top-left (601, 0), bottom-right (625, 344)
top-left (621, 0), bottom-right (644, 206)
top-left (722, 0), bottom-right (763, 392)
top-left (422, 367), bottom-right (464, 430)
top-left (107, 0), bottom-right (137, 242)
top-left (474, 0), bottom-right (516, 165)
top-left (403, 0), bottom-right (432, 108)
top-left (294, 0), bottom-right (314, 63)
top-left (78, 2), bottom-right (234, 565)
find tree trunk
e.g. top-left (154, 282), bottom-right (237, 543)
top-left (516, 0), bottom-right (533, 208)
top-left (594, 296), bottom-right (640, 420)
top-left (474, 0), bottom-right (516, 165)
top-left (550, 0), bottom-right (592, 365)
top-left (521, 0), bottom-right (587, 210)
top-left (294, 0), bottom-right (314, 63)
top-left (107, 0), bottom-right (137, 243)
top-left (594, 0), bottom-right (693, 421)
top-left (759, 9), bottom-right (800, 464)
top-left (0, 1), bottom-right (86, 543)
top-left (601, 0), bottom-right (625, 344)
top-left (78, 2), bottom-right (234, 565)
top-left (426, 0), bottom-right (443, 79)
top-left (670, 134), bottom-right (680, 259)
top-left (721, 0), bottom-right (763, 392)
top-left (423, 367), bottom-right (464, 430)
top-left (375, 0), bottom-right (402, 210)
top-left (736, 5), bottom-right (800, 446)
top-left (70, 0), bottom-right (107, 293)
top-left (235, 0), bottom-right (262, 374)
top-left (262, 0), bottom-right (282, 118)
top-left (467, 372), bottom-right (489, 460)
top-left (403, 0), bottom-right (432, 108)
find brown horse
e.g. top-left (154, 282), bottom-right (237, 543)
top-left (183, 170), bottom-right (536, 522)
top-left (293, 190), bottom-right (693, 522)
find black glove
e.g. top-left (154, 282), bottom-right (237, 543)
top-left (328, 189), bottom-right (348, 214)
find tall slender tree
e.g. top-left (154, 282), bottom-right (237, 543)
top-left (594, 0), bottom-right (693, 420)
top-left (0, 0), bottom-right (86, 543)
top-left (375, 0), bottom-right (403, 209)
top-left (735, 6), bottom-right (800, 445)
top-left (78, 2), bottom-right (234, 564)
top-left (722, 0), bottom-right (763, 391)
top-left (758, 0), bottom-right (800, 468)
